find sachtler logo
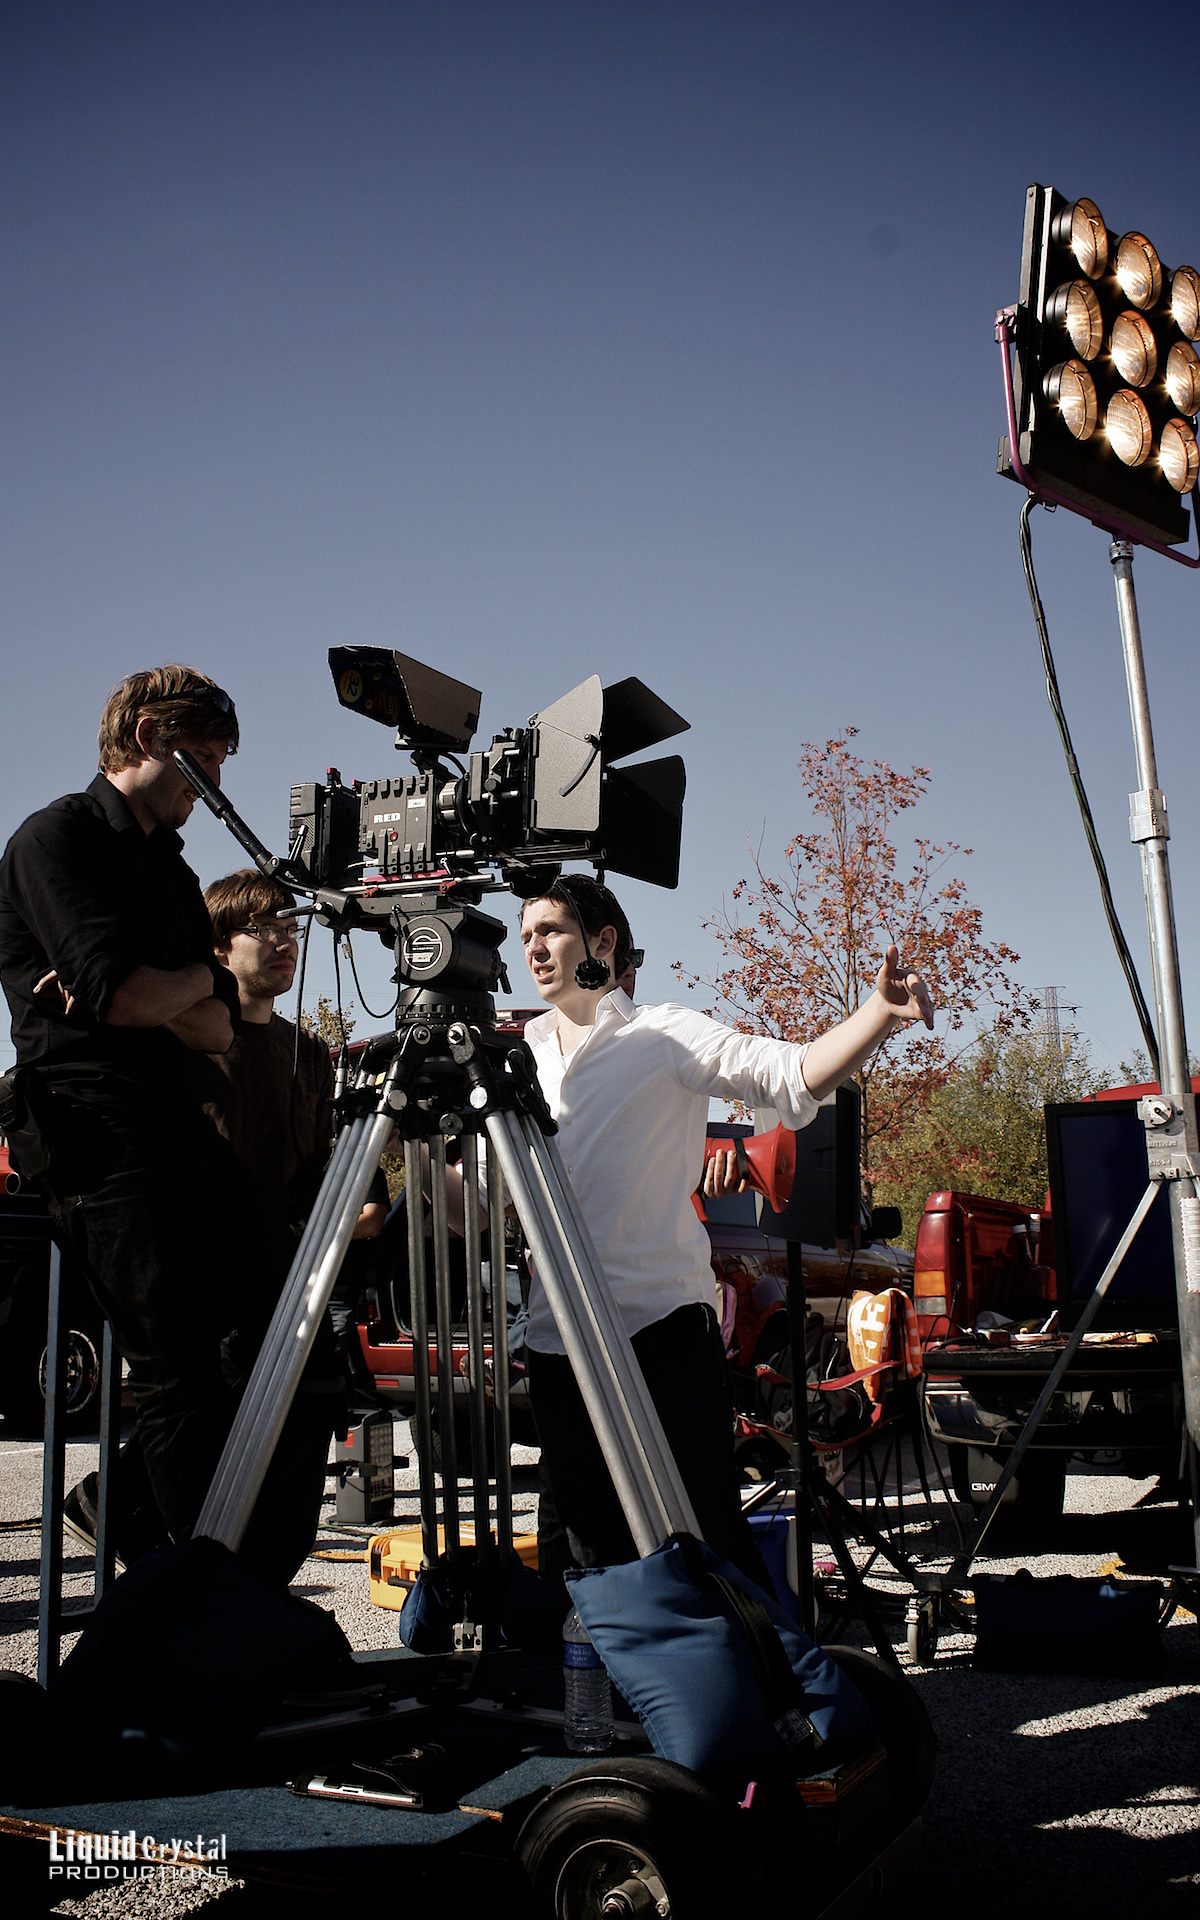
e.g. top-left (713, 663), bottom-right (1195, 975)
top-left (404, 925), bottom-right (446, 972)
top-left (48, 1827), bottom-right (229, 1883)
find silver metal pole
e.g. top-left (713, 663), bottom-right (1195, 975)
top-left (197, 1117), bottom-right (375, 1527)
top-left (1110, 540), bottom-right (1200, 1562)
top-left (196, 1118), bottom-right (370, 1528)
top-left (198, 1104), bottom-right (397, 1548)
top-left (460, 1134), bottom-right (494, 1544)
top-left (428, 1135), bottom-right (461, 1552)
top-left (522, 1119), bottom-right (700, 1527)
top-left (485, 1140), bottom-right (515, 1554)
top-left (485, 1109), bottom-right (695, 1553)
top-left (404, 1137), bottom-right (440, 1555)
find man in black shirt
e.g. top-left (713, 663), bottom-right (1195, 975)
top-left (0, 666), bottom-right (329, 1583)
top-left (197, 869), bottom-right (388, 1329)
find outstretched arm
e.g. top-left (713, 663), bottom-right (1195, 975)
top-left (801, 944), bottom-right (934, 1102)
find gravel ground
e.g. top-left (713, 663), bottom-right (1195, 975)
top-left (1, 1422), bottom-right (1197, 1918)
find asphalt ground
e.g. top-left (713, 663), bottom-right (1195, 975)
top-left (0, 1421), bottom-right (1197, 1919)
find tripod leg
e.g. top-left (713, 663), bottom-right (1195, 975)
top-left (460, 1135), bottom-right (503, 1548)
top-left (484, 1140), bottom-right (515, 1556)
top-left (197, 1113), bottom-right (373, 1535)
top-left (197, 1094), bottom-right (398, 1550)
top-left (428, 1136), bottom-right (462, 1553)
top-left (807, 1471), bottom-right (903, 1673)
top-left (485, 1109), bottom-right (693, 1555)
top-left (403, 1137), bottom-right (440, 1559)
top-left (518, 1117), bottom-right (702, 1533)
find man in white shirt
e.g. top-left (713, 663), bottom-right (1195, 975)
top-left (517, 874), bottom-right (934, 1576)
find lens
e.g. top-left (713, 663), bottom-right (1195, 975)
top-left (1054, 197), bottom-right (1108, 279)
top-left (1106, 389), bottom-right (1153, 466)
top-left (1171, 265), bottom-right (1200, 340)
top-left (1166, 340), bottom-right (1200, 414)
top-left (1047, 280), bottom-right (1104, 359)
top-left (1115, 232), bottom-right (1163, 310)
top-left (1044, 360), bottom-right (1098, 439)
top-left (1110, 311), bottom-right (1158, 386)
top-left (1161, 419), bottom-right (1200, 492)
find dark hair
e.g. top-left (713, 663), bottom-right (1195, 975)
top-left (522, 874), bottom-right (634, 981)
top-left (204, 869), bottom-right (297, 949)
top-left (98, 665), bottom-right (239, 772)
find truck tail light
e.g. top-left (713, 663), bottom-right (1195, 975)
top-left (914, 1204), bottom-right (952, 1329)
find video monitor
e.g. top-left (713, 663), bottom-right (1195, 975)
top-left (1044, 1098), bottom-right (1179, 1331)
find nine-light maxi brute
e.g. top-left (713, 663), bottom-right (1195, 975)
top-left (996, 183), bottom-right (1200, 1579)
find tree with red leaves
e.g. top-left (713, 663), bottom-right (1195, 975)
top-left (674, 730), bottom-right (1035, 1196)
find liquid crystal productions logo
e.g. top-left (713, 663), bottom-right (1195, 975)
top-left (48, 1828), bottom-right (229, 1883)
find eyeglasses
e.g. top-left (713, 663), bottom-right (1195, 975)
top-left (233, 921), bottom-right (300, 946)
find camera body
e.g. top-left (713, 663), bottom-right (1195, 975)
top-left (288, 649), bottom-right (688, 898)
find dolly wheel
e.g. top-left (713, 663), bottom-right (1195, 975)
top-left (905, 1596), bottom-right (939, 1666)
top-left (823, 1644), bottom-right (936, 1818)
top-left (514, 1757), bottom-right (742, 1919)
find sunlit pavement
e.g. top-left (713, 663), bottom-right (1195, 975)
top-left (1, 1424), bottom-right (1197, 1917)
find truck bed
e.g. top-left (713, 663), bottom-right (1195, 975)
top-left (922, 1330), bottom-right (1182, 1454)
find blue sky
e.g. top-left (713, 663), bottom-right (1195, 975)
top-left (4, 0), bottom-right (1199, 1079)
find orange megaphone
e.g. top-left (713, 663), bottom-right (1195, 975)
top-left (702, 1123), bottom-right (796, 1214)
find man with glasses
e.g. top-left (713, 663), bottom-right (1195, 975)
top-left (197, 870), bottom-right (388, 1253)
top-left (0, 668), bottom-right (331, 1583)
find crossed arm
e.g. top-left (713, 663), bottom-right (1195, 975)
top-left (36, 960), bottom-right (234, 1053)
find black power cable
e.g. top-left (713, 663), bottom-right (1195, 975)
top-left (1018, 496), bottom-right (1161, 1077)
top-left (344, 936), bottom-right (400, 1023)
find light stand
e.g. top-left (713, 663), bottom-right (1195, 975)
top-left (986, 311), bottom-right (1200, 1576)
top-left (1108, 539), bottom-right (1200, 1554)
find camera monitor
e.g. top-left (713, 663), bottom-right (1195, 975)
top-left (1044, 1097), bottom-right (1179, 1331)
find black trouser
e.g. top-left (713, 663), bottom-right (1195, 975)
top-left (26, 1072), bottom-right (338, 1587)
top-left (527, 1301), bottom-right (769, 1587)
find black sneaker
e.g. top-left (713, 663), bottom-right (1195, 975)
top-left (62, 1473), bottom-right (111, 1563)
top-left (61, 1472), bottom-right (169, 1572)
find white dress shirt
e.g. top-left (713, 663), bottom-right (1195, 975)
top-left (521, 989), bottom-right (817, 1354)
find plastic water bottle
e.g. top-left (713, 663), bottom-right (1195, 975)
top-left (562, 1606), bottom-right (613, 1753)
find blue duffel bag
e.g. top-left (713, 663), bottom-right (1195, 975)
top-left (566, 1532), bottom-right (876, 1786)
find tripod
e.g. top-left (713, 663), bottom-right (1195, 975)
top-left (195, 897), bottom-right (702, 1594)
top-left (742, 1245), bottom-right (951, 1674)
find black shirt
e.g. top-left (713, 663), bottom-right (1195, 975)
top-left (0, 773), bottom-right (235, 1080)
top-left (191, 1014), bottom-right (335, 1224)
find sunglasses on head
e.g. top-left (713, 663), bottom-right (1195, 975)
top-left (141, 684), bottom-right (235, 717)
